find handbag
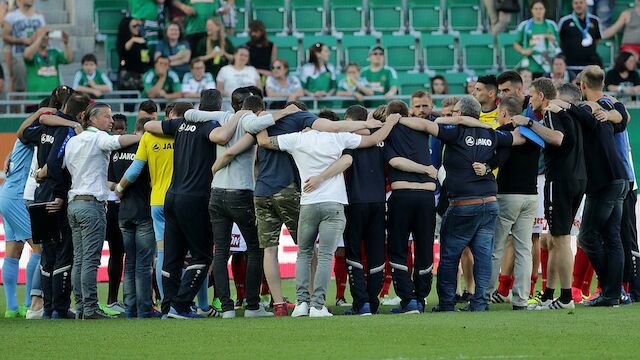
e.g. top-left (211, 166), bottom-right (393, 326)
top-left (495, 0), bottom-right (520, 13)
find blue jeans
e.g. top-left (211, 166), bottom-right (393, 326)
top-left (120, 218), bottom-right (156, 318)
top-left (67, 199), bottom-right (107, 316)
top-left (437, 201), bottom-right (499, 311)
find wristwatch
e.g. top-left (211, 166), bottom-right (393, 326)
top-left (526, 119), bottom-right (534, 128)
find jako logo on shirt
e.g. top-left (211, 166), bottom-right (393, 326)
top-left (178, 123), bottom-right (197, 132)
top-left (113, 152), bottom-right (136, 162)
top-left (41, 134), bottom-right (55, 144)
top-left (465, 136), bottom-right (492, 147)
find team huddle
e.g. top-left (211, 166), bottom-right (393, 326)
top-left (1, 64), bottom-right (638, 320)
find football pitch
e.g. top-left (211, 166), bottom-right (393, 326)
top-left (1, 280), bottom-right (638, 360)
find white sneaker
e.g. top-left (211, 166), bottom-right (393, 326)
top-left (244, 304), bottom-right (274, 318)
top-left (546, 299), bottom-right (575, 310)
top-left (529, 299), bottom-right (553, 310)
top-left (26, 308), bottom-right (44, 320)
top-left (291, 302), bottom-right (310, 318)
top-left (381, 296), bottom-right (401, 306)
top-left (221, 310), bottom-right (236, 319)
top-left (106, 302), bottom-right (127, 313)
top-left (196, 307), bottom-right (219, 318)
top-left (309, 306), bottom-right (333, 318)
top-left (490, 290), bottom-right (511, 304)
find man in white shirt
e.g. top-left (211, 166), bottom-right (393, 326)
top-left (256, 113), bottom-right (400, 317)
top-left (64, 103), bottom-right (141, 319)
top-left (182, 59), bottom-right (216, 98)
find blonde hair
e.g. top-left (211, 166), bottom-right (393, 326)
top-left (206, 17), bottom-right (227, 59)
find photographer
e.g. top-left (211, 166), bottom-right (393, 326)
top-left (22, 27), bottom-right (72, 94)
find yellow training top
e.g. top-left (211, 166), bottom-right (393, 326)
top-left (135, 132), bottom-right (174, 206)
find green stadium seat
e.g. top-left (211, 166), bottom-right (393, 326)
top-left (252, 0), bottom-right (288, 34)
top-left (330, 0), bottom-right (366, 34)
top-left (341, 34), bottom-right (377, 67)
top-left (421, 34), bottom-right (457, 71)
top-left (459, 33), bottom-right (496, 71)
top-left (104, 36), bottom-right (120, 73)
top-left (94, 0), bottom-right (129, 10)
top-left (408, 0), bottom-right (443, 33)
top-left (497, 32), bottom-right (520, 69)
top-left (448, 0), bottom-right (482, 33)
top-left (234, 0), bottom-right (249, 34)
top-left (369, 0), bottom-right (405, 34)
top-left (597, 39), bottom-right (615, 68)
top-left (228, 36), bottom-right (249, 48)
top-left (95, 8), bottom-right (128, 37)
top-left (271, 36), bottom-right (300, 71)
top-left (443, 72), bottom-right (472, 94)
top-left (291, 0), bottom-right (326, 34)
top-left (612, 1), bottom-right (634, 23)
top-left (302, 36), bottom-right (339, 69)
top-left (380, 35), bottom-right (418, 71)
top-left (397, 71), bottom-right (431, 95)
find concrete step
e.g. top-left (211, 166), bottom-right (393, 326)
top-left (35, 0), bottom-right (70, 25)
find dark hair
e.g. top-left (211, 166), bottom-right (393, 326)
top-left (476, 74), bottom-right (498, 92)
top-left (112, 113), bottom-right (128, 125)
top-left (531, 77), bottom-right (557, 100)
top-left (38, 96), bottom-right (51, 110)
top-left (64, 93), bottom-right (91, 118)
top-left (165, 103), bottom-right (175, 118)
top-left (318, 109), bottom-right (340, 121)
top-left (553, 54), bottom-right (567, 64)
top-left (530, 0), bottom-right (546, 10)
top-left (272, 58), bottom-right (289, 70)
top-left (285, 100), bottom-right (308, 111)
top-left (498, 96), bottom-right (523, 116)
top-left (233, 46), bottom-right (250, 65)
top-left (81, 53), bottom-right (98, 65)
top-left (49, 85), bottom-right (74, 110)
top-left (166, 22), bottom-right (184, 42)
top-left (344, 105), bottom-right (368, 121)
top-left (231, 86), bottom-right (263, 111)
top-left (200, 89), bottom-right (223, 111)
top-left (116, 17), bottom-right (137, 57)
top-left (190, 58), bottom-right (205, 68)
top-left (309, 42), bottom-right (329, 72)
top-left (135, 117), bottom-right (153, 133)
top-left (429, 76), bottom-right (448, 95)
top-left (497, 70), bottom-right (523, 86)
top-left (171, 102), bottom-right (194, 118)
top-left (82, 102), bottom-right (111, 129)
top-left (139, 100), bottom-right (158, 114)
top-left (248, 20), bottom-right (268, 47)
top-left (155, 55), bottom-right (170, 64)
top-left (372, 105), bottom-right (387, 121)
top-left (614, 51), bottom-right (636, 73)
top-left (386, 100), bottom-right (409, 117)
top-left (242, 95), bottom-right (265, 113)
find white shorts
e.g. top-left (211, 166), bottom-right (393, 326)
top-left (533, 175), bottom-right (548, 234)
top-left (230, 223), bottom-right (247, 252)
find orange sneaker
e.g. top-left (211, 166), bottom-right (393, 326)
top-left (571, 287), bottom-right (583, 303)
top-left (585, 288), bottom-right (602, 302)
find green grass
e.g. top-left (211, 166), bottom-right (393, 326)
top-left (1, 280), bottom-right (638, 359)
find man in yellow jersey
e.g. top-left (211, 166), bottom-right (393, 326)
top-left (473, 75), bottom-right (500, 129)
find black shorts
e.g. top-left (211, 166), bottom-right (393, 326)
top-left (544, 179), bottom-right (586, 236)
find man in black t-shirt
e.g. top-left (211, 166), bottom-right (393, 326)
top-left (558, 0), bottom-right (603, 71)
top-left (512, 78), bottom-right (587, 310)
top-left (109, 117), bottom-right (157, 318)
top-left (398, 97), bottom-right (523, 312)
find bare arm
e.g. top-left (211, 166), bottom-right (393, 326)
top-left (398, 116), bottom-right (440, 137)
top-left (62, 32), bottom-right (73, 62)
top-left (512, 115), bottom-right (563, 147)
top-left (23, 29), bottom-right (47, 61)
top-left (256, 130), bottom-right (280, 150)
top-left (212, 133), bottom-right (256, 174)
top-left (435, 115), bottom-right (493, 129)
top-left (358, 114), bottom-right (400, 148)
top-left (17, 107), bottom-right (58, 140)
top-left (144, 120), bottom-right (164, 135)
top-left (303, 154), bottom-right (353, 193)
top-left (311, 118), bottom-right (382, 133)
top-left (603, 11), bottom-right (629, 39)
top-left (39, 114), bottom-right (83, 133)
top-left (209, 110), bottom-right (251, 144)
top-left (388, 157), bottom-right (437, 178)
top-left (118, 134), bottom-right (142, 147)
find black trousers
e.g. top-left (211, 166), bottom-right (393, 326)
top-left (209, 188), bottom-right (263, 312)
top-left (106, 201), bottom-right (124, 302)
top-left (40, 209), bottom-right (73, 316)
top-left (344, 202), bottom-right (385, 313)
top-left (621, 184), bottom-right (640, 300)
top-left (162, 192), bottom-right (213, 314)
top-left (387, 190), bottom-right (436, 307)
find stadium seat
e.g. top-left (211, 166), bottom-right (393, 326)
top-left (597, 39), bottom-right (615, 69)
top-left (443, 72), bottom-right (472, 94)
top-left (228, 35), bottom-right (249, 48)
top-left (234, 0), bottom-right (249, 35)
top-left (271, 36), bottom-right (300, 71)
top-left (341, 34), bottom-right (377, 67)
top-left (252, 0), bottom-right (288, 34)
top-left (448, 0), bottom-right (482, 33)
top-left (95, 8), bottom-right (128, 37)
top-left (497, 32), bottom-right (521, 70)
top-left (396, 71), bottom-right (431, 95)
top-left (459, 33), bottom-right (496, 71)
top-left (408, 0), bottom-right (443, 33)
top-left (291, 0), bottom-right (326, 34)
top-left (302, 35), bottom-right (339, 69)
top-left (369, 0), bottom-right (405, 34)
top-left (612, 1), bottom-right (635, 22)
top-left (94, 0), bottom-right (129, 11)
top-left (330, 0), bottom-right (366, 34)
top-left (104, 36), bottom-right (120, 73)
top-left (421, 34), bottom-right (457, 71)
top-left (380, 35), bottom-right (418, 71)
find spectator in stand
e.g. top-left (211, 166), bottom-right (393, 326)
top-left (117, 17), bottom-right (152, 91)
top-left (558, 0), bottom-right (603, 72)
top-left (182, 58), bottom-right (216, 98)
top-left (72, 54), bottom-right (113, 99)
top-left (142, 55), bottom-right (183, 99)
top-left (216, 46), bottom-right (260, 97)
top-left (337, 63), bottom-right (373, 103)
top-left (300, 42), bottom-right (336, 98)
top-left (196, 17), bottom-right (234, 78)
top-left (513, 1), bottom-right (560, 78)
top-left (546, 54), bottom-right (576, 87)
top-left (155, 22), bottom-right (191, 80)
top-left (173, 0), bottom-right (217, 54)
top-left (265, 59), bottom-right (303, 108)
top-left (246, 20), bottom-right (277, 78)
top-left (483, 0), bottom-right (518, 35)
top-left (519, 68), bottom-right (533, 95)
top-left (605, 51), bottom-right (640, 95)
top-left (431, 75), bottom-right (448, 95)
top-left (131, 0), bottom-right (169, 54)
top-left (465, 76), bottom-right (477, 95)
top-left (22, 27), bottom-right (72, 94)
top-left (361, 46), bottom-right (398, 101)
top-left (2, 0), bottom-right (45, 92)
top-left (603, 1), bottom-right (640, 56)
top-left (219, 0), bottom-right (237, 36)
